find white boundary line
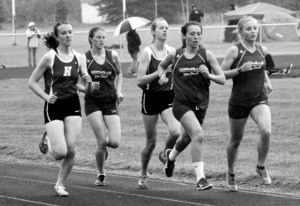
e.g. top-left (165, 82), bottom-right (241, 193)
top-left (0, 175), bottom-right (213, 206)
top-left (0, 194), bottom-right (59, 206)
top-left (0, 23), bottom-right (298, 36)
top-left (1, 160), bottom-right (300, 200)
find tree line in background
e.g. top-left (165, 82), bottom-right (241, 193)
top-left (0, 0), bottom-right (81, 28)
top-left (0, 0), bottom-right (299, 28)
top-left (96, 0), bottom-right (300, 24)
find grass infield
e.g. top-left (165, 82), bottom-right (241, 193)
top-left (0, 69), bottom-right (299, 197)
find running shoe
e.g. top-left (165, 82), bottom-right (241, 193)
top-left (226, 172), bottom-right (238, 192)
top-left (164, 149), bottom-right (175, 177)
top-left (95, 174), bottom-right (106, 186)
top-left (54, 185), bottom-right (69, 197)
top-left (158, 151), bottom-right (167, 165)
top-left (105, 148), bottom-right (108, 160)
top-left (138, 174), bottom-right (149, 189)
top-left (39, 131), bottom-right (48, 154)
top-left (196, 178), bottom-right (213, 190)
top-left (285, 63), bottom-right (293, 75)
top-left (256, 166), bottom-right (272, 185)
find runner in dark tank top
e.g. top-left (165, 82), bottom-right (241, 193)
top-left (158, 21), bottom-right (225, 191)
top-left (221, 16), bottom-right (273, 192)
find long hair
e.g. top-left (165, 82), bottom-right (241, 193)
top-left (181, 21), bottom-right (203, 48)
top-left (44, 22), bottom-right (70, 50)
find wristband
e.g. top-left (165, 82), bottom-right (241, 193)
top-left (237, 67), bottom-right (242, 73)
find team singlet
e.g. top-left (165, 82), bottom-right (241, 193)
top-left (172, 47), bottom-right (211, 110)
top-left (143, 45), bottom-right (173, 92)
top-left (85, 49), bottom-right (120, 100)
top-left (44, 49), bottom-right (80, 99)
top-left (229, 43), bottom-right (267, 106)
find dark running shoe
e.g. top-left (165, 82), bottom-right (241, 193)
top-left (105, 148), bottom-right (108, 160)
top-left (95, 174), bottom-right (106, 186)
top-left (164, 149), bottom-right (175, 177)
top-left (39, 131), bottom-right (48, 154)
top-left (158, 151), bottom-right (167, 165)
top-left (196, 178), bottom-right (213, 190)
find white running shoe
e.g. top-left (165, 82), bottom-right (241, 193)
top-left (138, 174), bottom-right (149, 189)
top-left (54, 185), bottom-right (69, 197)
top-left (226, 172), bottom-right (238, 192)
top-left (256, 166), bottom-right (272, 185)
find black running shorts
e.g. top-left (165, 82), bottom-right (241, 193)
top-left (141, 90), bottom-right (174, 115)
top-left (44, 94), bottom-right (81, 123)
top-left (172, 101), bottom-right (206, 125)
top-left (84, 96), bottom-right (118, 116)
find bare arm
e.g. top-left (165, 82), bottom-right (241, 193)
top-left (27, 52), bottom-right (57, 103)
top-left (261, 45), bottom-right (273, 93)
top-left (136, 48), bottom-right (158, 89)
top-left (112, 50), bottom-right (124, 104)
top-left (76, 53), bottom-right (93, 93)
top-left (205, 50), bottom-right (226, 85)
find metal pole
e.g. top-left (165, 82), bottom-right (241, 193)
top-left (186, 0), bottom-right (189, 22)
top-left (122, 0), bottom-right (126, 20)
top-left (12, 0), bottom-right (17, 46)
top-left (154, 0), bottom-right (158, 18)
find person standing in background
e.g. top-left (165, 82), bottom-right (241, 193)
top-left (26, 22), bottom-right (41, 68)
top-left (189, 5), bottom-right (204, 23)
top-left (126, 29), bottom-right (141, 75)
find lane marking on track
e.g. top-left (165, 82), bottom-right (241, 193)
top-left (1, 160), bottom-right (300, 200)
top-left (0, 175), bottom-right (213, 206)
top-left (0, 194), bottom-right (60, 206)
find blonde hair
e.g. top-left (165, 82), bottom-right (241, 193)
top-left (237, 15), bottom-right (258, 33)
top-left (150, 17), bottom-right (168, 42)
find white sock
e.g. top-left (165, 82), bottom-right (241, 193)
top-left (193, 161), bottom-right (205, 181)
top-left (169, 148), bottom-right (180, 161)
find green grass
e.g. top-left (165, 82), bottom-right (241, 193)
top-left (0, 77), bottom-right (299, 196)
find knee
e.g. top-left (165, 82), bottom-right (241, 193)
top-left (170, 129), bottom-right (180, 139)
top-left (108, 140), bottom-right (120, 149)
top-left (229, 139), bottom-right (241, 149)
top-left (146, 138), bottom-right (156, 151)
top-left (51, 148), bottom-right (67, 160)
top-left (193, 133), bottom-right (204, 144)
top-left (66, 147), bottom-right (76, 159)
top-left (261, 128), bottom-right (271, 139)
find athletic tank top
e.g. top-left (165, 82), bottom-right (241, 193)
top-left (85, 49), bottom-right (120, 100)
top-left (44, 49), bottom-right (80, 99)
top-left (172, 47), bottom-right (211, 109)
top-left (143, 45), bottom-right (173, 92)
top-left (229, 43), bottom-right (267, 106)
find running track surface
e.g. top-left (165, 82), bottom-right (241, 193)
top-left (0, 161), bottom-right (300, 206)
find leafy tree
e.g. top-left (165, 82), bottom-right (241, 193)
top-left (95, 0), bottom-right (185, 24)
top-left (55, 0), bottom-right (69, 22)
top-left (0, 0), bottom-right (6, 27)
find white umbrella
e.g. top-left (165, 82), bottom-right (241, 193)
top-left (113, 17), bottom-right (151, 37)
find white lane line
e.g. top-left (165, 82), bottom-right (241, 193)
top-left (1, 160), bottom-right (300, 200)
top-left (0, 194), bottom-right (59, 206)
top-left (0, 175), bottom-right (213, 206)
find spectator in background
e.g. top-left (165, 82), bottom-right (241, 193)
top-left (126, 29), bottom-right (141, 75)
top-left (189, 5), bottom-right (204, 23)
top-left (224, 3), bottom-right (239, 42)
top-left (26, 22), bottom-right (41, 68)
